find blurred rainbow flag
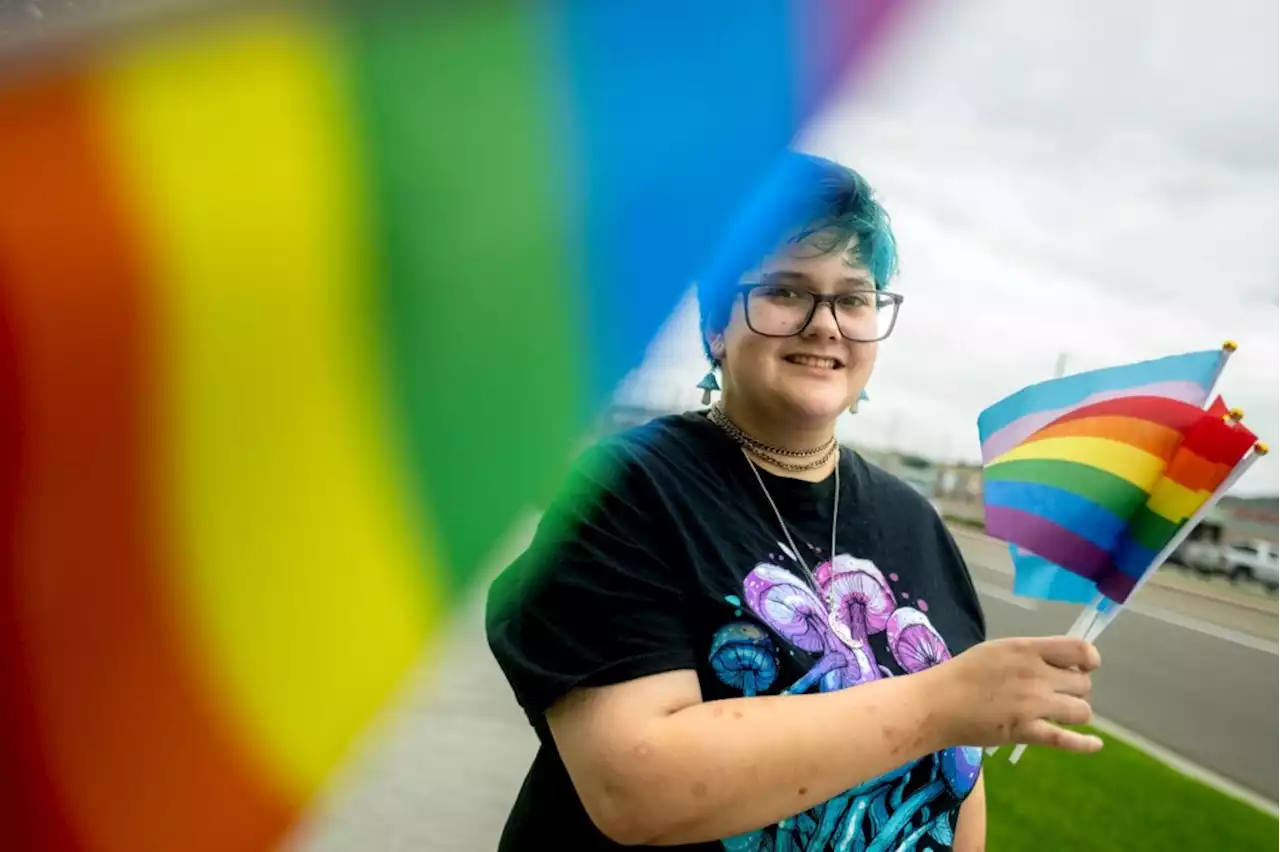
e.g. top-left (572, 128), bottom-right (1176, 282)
top-left (0, 2), bottom-right (917, 850)
top-left (977, 345), bottom-right (1262, 609)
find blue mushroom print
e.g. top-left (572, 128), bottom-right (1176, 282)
top-left (710, 622), bottom-right (780, 697)
top-left (940, 746), bottom-right (983, 799)
top-left (711, 623), bottom-right (781, 852)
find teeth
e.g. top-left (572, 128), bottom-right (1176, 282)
top-left (788, 355), bottom-right (838, 369)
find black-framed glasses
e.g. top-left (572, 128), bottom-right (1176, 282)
top-left (739, 283), bottom-right (903, 342)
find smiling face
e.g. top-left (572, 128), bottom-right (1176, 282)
top-left (712, 233), bottom-right (879, 430)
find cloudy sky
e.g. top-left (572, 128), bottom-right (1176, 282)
top-left (618, 0), bottom-right (1279, 496)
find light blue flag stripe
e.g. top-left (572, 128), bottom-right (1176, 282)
top-left (977, 350), bottom-right (1221, 438)
top-left (1009, 545), bottom-right (1102, 605)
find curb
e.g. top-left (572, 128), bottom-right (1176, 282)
top-left (946, 525), bottom-right (1279, 615)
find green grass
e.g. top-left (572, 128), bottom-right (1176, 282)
top-left (985, 728), bottom-right (1278, 850)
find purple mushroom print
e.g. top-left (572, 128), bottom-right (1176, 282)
top-left (727, 556), bottom-right (976, 851)
top-left (815, 556), bottom-right (896, 687)
top-left (885, 606), bottom-right (952, 673)
top-left (709, 622), bottom-right (779, 697)
top-left (743, 563), bottom-right (851, 694)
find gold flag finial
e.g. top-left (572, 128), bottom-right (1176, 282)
top-left (1255, 442), bottom-right (1269, 456)
top-left (1228, 408), bottom-right (1245, 421)
top-left (1223, 340), bottom-right (1238, 352)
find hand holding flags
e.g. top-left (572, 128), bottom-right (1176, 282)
top-left (974, 342), bottom-right (1268, 762)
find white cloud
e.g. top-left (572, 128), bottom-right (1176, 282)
top-left (618, 0), bottom-right (1278, 495)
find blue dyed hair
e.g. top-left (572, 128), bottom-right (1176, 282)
top-left (696, 152), bottom-right (898, 362)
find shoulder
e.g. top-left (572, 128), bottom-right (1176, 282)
top-left (593, 410), bottom-right (720, 466)
top-left (496, 412), bottom-right (715, 589)
top-left (570, 411), bottom-right (724, 493)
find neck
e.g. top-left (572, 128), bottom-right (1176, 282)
top-left (717, 394), bottom-right (839, 482)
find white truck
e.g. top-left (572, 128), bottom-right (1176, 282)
top-left (1219, 539), bottom-right (1280, 591)
top-left (1176, 537), bottom-right (1279, 591)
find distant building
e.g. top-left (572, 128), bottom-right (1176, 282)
top-left (1191, 496), bottom-right (1280, 546)
top-left (852, 449), bottom-right (948, 499)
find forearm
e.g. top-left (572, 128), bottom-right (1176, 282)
top-left (618, 670), bottom-right (954, 845)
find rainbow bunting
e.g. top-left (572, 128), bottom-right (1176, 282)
top-left (0, 3), bottom-right (913, 850)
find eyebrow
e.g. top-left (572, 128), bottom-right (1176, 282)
top-left (761, 270), bottom-right (876, 289)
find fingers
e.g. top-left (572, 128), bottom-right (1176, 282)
top-left (1034, 636), bottom-right (1102, 671)
top-left (1021, 719), bottom-right (1104, 754)
top-left (1044, 694), bottom-right (1093, 727)
top-left (1048, 667), bottom-right (1093, 699)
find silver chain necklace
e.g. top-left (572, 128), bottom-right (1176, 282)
top-left (742, 447), bottom-right (840, 608)
top-left (742, 449), bottom-right (868, 655)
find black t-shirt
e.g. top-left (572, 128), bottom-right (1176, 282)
top-left (486, 411), bottom-right (987, 851)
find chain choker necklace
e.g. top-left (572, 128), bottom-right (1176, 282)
top-left (707, 402), bottom-right (837, 473)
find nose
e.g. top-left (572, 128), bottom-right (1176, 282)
top-left (802, 299), bottom-right (841, 340)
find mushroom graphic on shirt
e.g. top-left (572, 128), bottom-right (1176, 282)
top-left (709, 622), bottom-right (779, 697)
top-left (815, 555), bottom-right (896, 687)
top-left (884, 605), bottom-right (952, 672)
top-left (721, 555), bottom-right (980, 851)
top-left (743, 563), bottom-right (854, 694)
top-left (867, 605), bottom-right (983, 851)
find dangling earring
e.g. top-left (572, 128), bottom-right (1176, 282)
top-left (697, 363), bottom-right (721, 406)
top-left (849, 389), bottom-right (869, 414)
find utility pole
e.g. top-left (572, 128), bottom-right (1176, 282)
top-left (886, 410), bottom-right (901, 453)
top-left (1053, 351), bottom-right (1069, 379)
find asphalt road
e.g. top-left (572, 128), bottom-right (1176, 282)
top-left (291, 515), bottom-right (1278, 851)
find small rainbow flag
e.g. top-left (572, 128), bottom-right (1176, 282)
top-left (0, 3), bottom-right (916, 850)
top-left (1104, 398), bottom-right (1258, 600)
top-left (977, 346), bottom-right (1251, 605)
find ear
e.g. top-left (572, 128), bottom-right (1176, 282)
top-left (707, 333), bottom-right (726, 361)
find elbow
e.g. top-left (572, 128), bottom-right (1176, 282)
top-left (574, 760), bottom-right (697, 846)
top-left (577, 780), bottom-right (667, 846)
top-left (591, 817), bottom-right (653, 848)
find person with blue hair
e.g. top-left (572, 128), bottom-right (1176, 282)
top-left (488, 152), bottom-right (1102, 851)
